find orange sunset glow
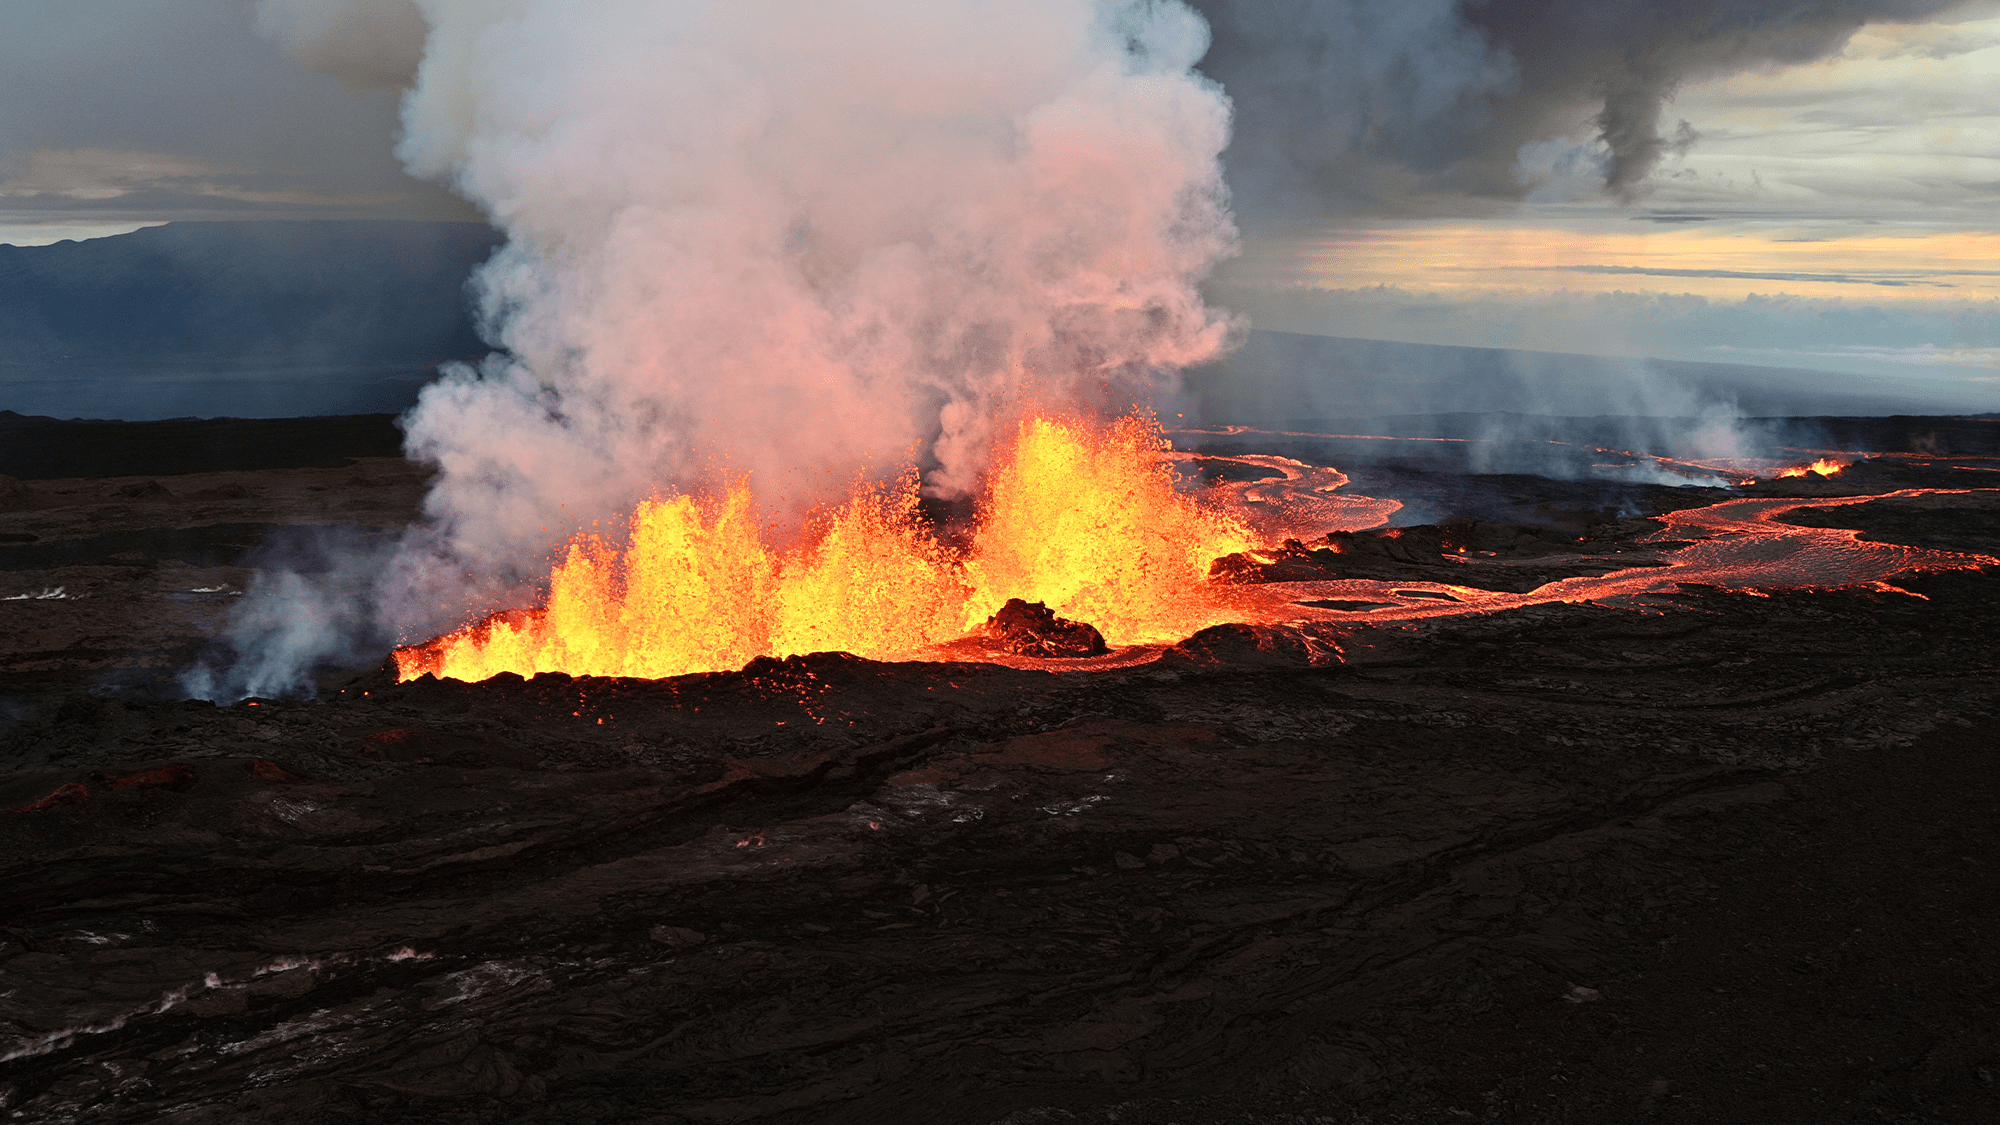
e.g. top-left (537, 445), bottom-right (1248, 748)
top-left (1281, 225), bottom-right (2000, 302)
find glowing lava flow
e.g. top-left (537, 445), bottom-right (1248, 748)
top-left (1169, 424), bottom-right (1866, 486)
top-left (396, 410), bottom-right (1997, 685)
top-left (1235, 489), bottom-right (2000, 629)
top-left (1166, 452), bottom-right (1402, 543)
top-left (395, 414), bottom-right (1258, 682)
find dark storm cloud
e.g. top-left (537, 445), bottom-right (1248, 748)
top-left (1191, 0), bottom-right (1978, 228)
top-left (1189, 0), bottom-right (1519, 226)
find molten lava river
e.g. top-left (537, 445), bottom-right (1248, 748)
top-left (393, 413), bottom-right (1998, 683)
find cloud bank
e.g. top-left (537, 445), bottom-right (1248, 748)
top-left (9, 1), bottom-right (1981, 237)
top-left (1219, 282), bottom-right (2000, 395)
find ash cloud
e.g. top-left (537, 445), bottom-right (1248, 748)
top-left (246, 3), bottom-right (1988, 241)
top-left (1190, 0), bottom-right (1978, 224)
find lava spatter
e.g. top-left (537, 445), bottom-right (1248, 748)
top-left (395, 473), bottom-right (966, 682)
top-left (1777, 457), bottom-right (1850, 478)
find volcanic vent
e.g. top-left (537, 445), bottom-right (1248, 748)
top-left (393, 411), bottom-right (2000, 688)
top-left (393, 412), bottom-right (1267, 682)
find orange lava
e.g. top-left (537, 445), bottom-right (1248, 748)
top-left (395, 413), bottom-right (1254, 682)
top-left (960, 414), bottom-right (1253, 643)
top-left (1776, 457), bottom-right (1848, 478)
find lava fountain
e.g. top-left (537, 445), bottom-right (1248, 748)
top-left (395, 413), bottom-right (1257, 682)
top-left (1777, 457), bottom-right (1850, 478)
top-left (394, 411), bottom-right (2000, 687)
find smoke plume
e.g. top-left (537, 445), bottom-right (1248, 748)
top-left (1189, 0), bottom-right (1518, 225)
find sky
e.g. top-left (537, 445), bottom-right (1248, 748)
top-left (0, 0), bottom-right (473, 245)
top-left (0, 0), bottom-right (1993, 403)
top-left (1210, 5), bottom-right (2000, 392)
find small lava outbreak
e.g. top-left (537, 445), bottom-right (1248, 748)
top-left (1777, 456), bottom-right (1850, 478)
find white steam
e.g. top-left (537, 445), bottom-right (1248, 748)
top-left (394, 0), bottom-right (1239, 618)
top-left (200, 0), bottom-right (1241, 697)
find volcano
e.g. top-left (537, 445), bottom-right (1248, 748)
top-left (2, 410), bottom-right (1998, 1124)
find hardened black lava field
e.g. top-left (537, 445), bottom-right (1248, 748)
top-left (2, 412), bottom-right (1997, 1125)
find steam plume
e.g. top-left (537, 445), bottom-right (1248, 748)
top-left (399, 0), bottom-right (1236, 586)
top-left (202, 0), bottom-right (1241, 697)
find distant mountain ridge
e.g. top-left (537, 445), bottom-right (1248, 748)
top-left (0, 220), bottom-right (499, 363)
top-left (1179, 330), bottom-right (1997, 421)
top-left (0, 220), bottom-right (500, 418)
top-left (0, 221), bottom-right (1988, 423)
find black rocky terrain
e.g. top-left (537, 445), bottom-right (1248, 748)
top-left (1, 415), bottom-right (1996, 1125)
top-left (983, 599), bottom-right (1111, 658)
top-left (0, 411), bottom-right (406, 481)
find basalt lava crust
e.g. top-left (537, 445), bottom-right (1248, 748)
top-left (1, 415), bottom-right (1998, 1125)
